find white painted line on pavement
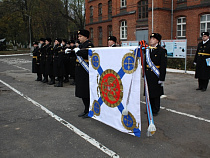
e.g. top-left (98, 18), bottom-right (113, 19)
top-left (13, 65), bottom-right (30, 71)
top-left (140, 101), bottom-right (210, 123)
top-left (0, 54), bottom-right (30, 57)
top-left (0, 79), bottom-right (120, 158)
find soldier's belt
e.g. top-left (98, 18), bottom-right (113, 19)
top-left (76, 59), bottom-right (89, 62)
top-left (33, 56), bottom-right (37, 59)
top-left (198, 53), bottom-right (210, 56)
top-left (146, 65), bottom-right (160, 68)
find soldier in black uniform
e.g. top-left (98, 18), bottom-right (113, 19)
top-left (68, 40), bottom-right (76, 85)
top-left (194, 32), bottom-right (210, 91)
top-left (108, 36), bottom-right (117, 47)
top-left (75, 40), bottom-right (80, 48)
top-left (32, 42), bottom-right (42, 81)
top-left (54, 39), bottom-right (65, 87)
top-left (76, 29), bottom-right (94, 118)
top-left (44, 38), bottom-right (54, 84)
top-left (61, 39), bottom-right (70, 83)
top-left (145, 33), bottom-right (167, 116)
top-left (39, 38), bottom-right (47, 82)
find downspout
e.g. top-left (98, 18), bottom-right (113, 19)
top-left (171, 0), bottom-right (173, 39)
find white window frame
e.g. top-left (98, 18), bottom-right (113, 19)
top-left (177, 17), bottom-right (186, 37)
top-left (200, 14), bottom-right (210, 36)
top-left (121, 0), bottom-right (126, 8)
top-left (120, 21), bottom-right (127, 39)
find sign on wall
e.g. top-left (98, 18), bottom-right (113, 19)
top-left (161, 39), bottom-right (187, 58)
top-left (121, 41), bottom-right (139, 47)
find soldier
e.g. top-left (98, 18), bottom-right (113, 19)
top-left (108, 36), bottom-right (117, 47)
top-left (68, 40), bottom-right (76, 85)
top-left (194, 32), bottom-right (210, 91)
top-left (145, 33), bottom-right (167, 116)
top-left (75, 40), bottom-right (80, 48)
top-left (62, 39), bottom-right (70, 83)
top-left (32, 42), bottom-right (42, 81)
top-left (39, 38), bottom-right (47, 82)
top-left (54, 39), bottom-right (65, 87)
top-left (76, 29), bottom-right (94, 118)
top-left (44, 38), bottom-right (54, 84)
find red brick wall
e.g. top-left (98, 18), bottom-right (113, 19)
top-left (85, 0), bottom-right (210, 47)
top-left (174, 7), bottom-right (210, 47)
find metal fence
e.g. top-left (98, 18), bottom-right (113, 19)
top-left (187, 48), bottom-right (197, 57)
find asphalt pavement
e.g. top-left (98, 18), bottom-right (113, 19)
top-left (0, 54), bottom-right (210, 158)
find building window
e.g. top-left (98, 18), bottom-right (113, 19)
top-left (200, 14), bottom-right (210, 36)
top-left (98, 27), bottom-right (103, 46)
top-left (138, 0), bottom-right (148, 19)
top-left (120, 21), bottom-right (127, 39)
top-left (177, 17), bottom-right (186, 37)
top-left (98, 3), bottom-right (102, 21)
top-left (108, 0), bottom-right (112, 19)
top-left (121, 0), bottom-right (126, 8)
top-left (108, 25), bottom-right (112, 37)
top-left (90, 28), bottom-right (93, 42)
top-left (90, 6), bottom-right (93, 23)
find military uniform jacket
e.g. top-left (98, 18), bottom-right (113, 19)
top-left (194, 40), bottom-right (210, 79)
top-left (69, 45), bottom-right (76, 78)
top-left (75, 40), bottom-right (94, 98)
top-left (45, 44), bottom-right (54, 76)
top-left (144, 45), bottom-right (167, 98)
top-left (53, 45), bottom-right (65, 77)
top-left (63, 45), bottom-right (71, 76)
top-left (40, 43), bottom-right (46, 74)
top-left (32, 46), bottom-right (40, 73)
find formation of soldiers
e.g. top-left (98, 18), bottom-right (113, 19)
top-left (32, 38), bottom-right (79, 87)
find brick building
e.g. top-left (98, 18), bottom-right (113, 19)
top-left (85, 0), bottom-right (210, 49)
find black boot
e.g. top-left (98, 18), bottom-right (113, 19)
top-left (54, 81), bottom-right (63, 87)
top-left (48, 79), bottom-right (55, 85)
top-left (42, 78), bottom-right (48, 83)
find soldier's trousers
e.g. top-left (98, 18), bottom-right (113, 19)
top-left (150, 96), bottom-right (160, 114)
top-left (198, 78), bottom-right (209, 90)
top-left (82, 98), bottom-right (90, 113)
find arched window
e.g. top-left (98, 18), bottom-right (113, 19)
top-left (107, 25), bottom-right (112, 37)
top-left (138, 0), bottom-right (148, 19)
top-left (89, 28), bottom-right (94, 42)
top-left (90, 6), bottom-right (93, 23)
top-left (98, 27), bottom-right (103, 46)
top-left (120, 21), bottom-right (127, 39)
top-left (98, 3), bottom-right (102, 21)
top-left (200, 14), bottom-right (210, 36)
top-left (121, 0), bottom-right (126, 8)
top-left (177, 17), bottom-right (186, 37)
top-left (108, 0), bottom-right (112, 19)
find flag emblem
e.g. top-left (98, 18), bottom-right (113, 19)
top-left (99, 69), bottom-right (123, 108)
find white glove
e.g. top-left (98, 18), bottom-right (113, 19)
top-left (74, 48), bottom-right (80, 53)
top-left (65, 48), bottom-right (71, 54)
top-left (194, 62), bottom-right (196, 65)
top-left (158, 80), bottom-right (164, 87)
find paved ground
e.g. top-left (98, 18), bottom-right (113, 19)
top-left (0, 54), bottom-right (210, 158)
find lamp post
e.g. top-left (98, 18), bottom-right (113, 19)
top-left (152, 0), bottom-right (154, 33)
top-left (25, 14), bottom-right (31, 51)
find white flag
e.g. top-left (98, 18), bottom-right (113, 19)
top-left (88, 46), bottom-right (141, 137)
